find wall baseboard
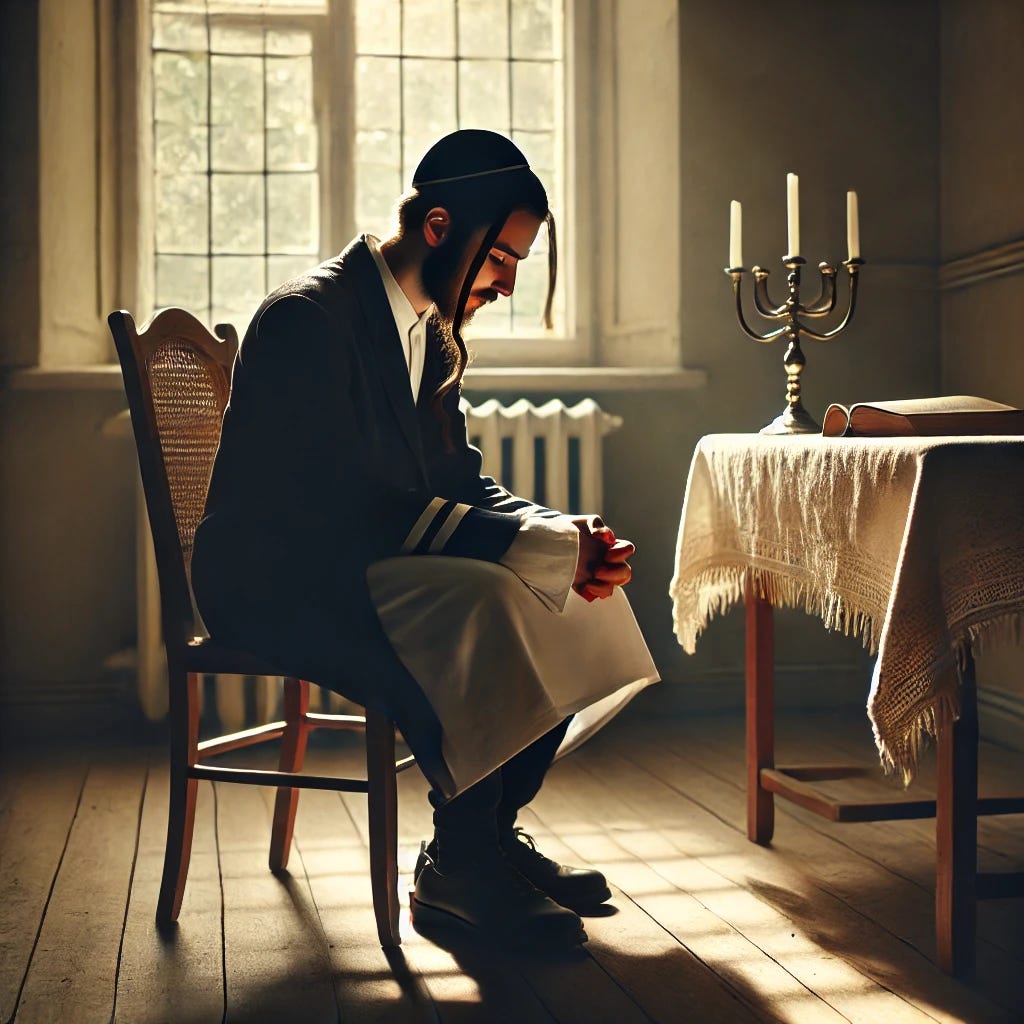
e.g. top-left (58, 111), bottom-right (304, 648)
top-left (978, 686), bottom-right (1024, 752)
top-left (637, 674), bottom-right (1024, 752)
top-left (641, 663), bottom-right (870, 716)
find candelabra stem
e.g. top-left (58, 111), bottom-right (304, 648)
top-left (759, 330), bottom-right (821, 435)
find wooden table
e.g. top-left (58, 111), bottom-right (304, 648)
top-left (672, 433), bottom-right (1024, 976)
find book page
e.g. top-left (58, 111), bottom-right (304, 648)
top-left (853, 395), bottom-right (1016, 416)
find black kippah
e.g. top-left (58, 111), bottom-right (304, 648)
top-left (412, 129), bottom-right (530, 188)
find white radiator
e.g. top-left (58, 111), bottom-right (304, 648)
top-left (461, 397), bottom-right (623, 514)
top-left (126, 397), bottom-right (622, 728)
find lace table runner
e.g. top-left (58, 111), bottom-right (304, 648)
top-left (670, 434), bottom-right (1024, 781)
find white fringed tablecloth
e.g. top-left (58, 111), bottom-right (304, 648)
top-left (670, 434), bottom-right (1024, 782)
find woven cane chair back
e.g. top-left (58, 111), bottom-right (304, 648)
top-left (109, 308), bottom-right (237, 649)
top-left (148, 338), bottom-right (229, 572)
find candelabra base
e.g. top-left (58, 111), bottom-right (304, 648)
top-left (760, 401), bottom-right (821, 436)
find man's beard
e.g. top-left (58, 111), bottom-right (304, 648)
top-left (420, 235), bottom-right (498, 331)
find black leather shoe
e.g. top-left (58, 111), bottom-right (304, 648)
top-left (501, 829), bottom-right (611, 912)
top-left (410, 843), bottom-right (586, 951)
top-left (414, 832), bottom-right (612, 913)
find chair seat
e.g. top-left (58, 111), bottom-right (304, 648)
top-left (182, 635), bottom-right (294, 677)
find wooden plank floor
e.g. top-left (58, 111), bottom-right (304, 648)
top-left (1, 705), bottom-right (1021, 1023)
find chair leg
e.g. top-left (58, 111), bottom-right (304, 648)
top-left (157, 670), bottom-right (201, 925)
top-left (269, 678), bottom-right (310, 872)
top-left (366, 709), bottom-right (402, 948)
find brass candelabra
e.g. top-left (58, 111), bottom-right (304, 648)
top-left (725, 254), bottom-right (865, 434)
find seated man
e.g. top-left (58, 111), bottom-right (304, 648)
top-left (192, 130), bottom-right (658, 951)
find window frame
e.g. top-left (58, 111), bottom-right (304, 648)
top-left (131, 0), bottom-right (589, 365)
top-left (121, 0), bottom-right (679, 376)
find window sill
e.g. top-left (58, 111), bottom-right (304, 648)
top-left (6, 364), bottom-right (708, 393)
top-left (5, 365), bottom-right (125, 391)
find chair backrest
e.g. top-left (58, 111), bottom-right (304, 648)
top-left (109, 308), bottom-right (238, 653)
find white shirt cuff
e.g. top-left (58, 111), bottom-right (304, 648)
top-left (499, 514), bottom-right (579, 613)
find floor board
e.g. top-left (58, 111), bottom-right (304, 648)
top-left (112, 763), bottom-right (224, 1024)
top-left (14, 751), bottom-right (147, 1024)
top-left (217, 780), bottom-right (339, 1023)
top-left (602, 722), bottom-right (1020, 1022)
top-left (2, 709), bottom-right (1021, 1023)
top-left (656, 721), bottom-right (1024, 1013)
top-left (0, 752), bottom-right (89, 1023)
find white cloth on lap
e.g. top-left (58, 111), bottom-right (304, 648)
top-left (368, 555), bottom-right (659, 795)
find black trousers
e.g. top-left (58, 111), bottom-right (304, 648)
top-left (429, 717), bottom-right (572, 843)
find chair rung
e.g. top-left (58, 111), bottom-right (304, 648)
top-left (303, 712), bottom-right (368, 730)
top-left (198, 721), bottom-right (287, 756)
top-left (190, 763), bottom-right (370, 792)
top-left (395, 754), bottom-right (417, 773)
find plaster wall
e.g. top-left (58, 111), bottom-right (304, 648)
top-left (939, 0), bottom-right (1024, 707)
top-left (657, 0), bottom-right (942, 707)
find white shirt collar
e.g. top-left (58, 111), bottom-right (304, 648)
top-left (366, 234), bottom-right (429, 343)
top-left (366, 234), bottom-right (431, 398)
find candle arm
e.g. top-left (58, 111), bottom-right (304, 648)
top-left (796, 266), bottom-right (860, 341)
top-left (798, 266), bottom-right (838, 317)
top-left (752, 270), bottom-right (790, 318)
top-left (733, 277), bottom-right (789, 342)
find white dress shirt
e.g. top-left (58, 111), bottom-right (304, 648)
top-left (366, 235), bottom-right (579, 612)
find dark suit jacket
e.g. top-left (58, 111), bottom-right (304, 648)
top-left (191, 237), bottom-right (546, 792)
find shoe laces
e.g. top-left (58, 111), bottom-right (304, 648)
top-left (508, 828), bottom-right (558, 871)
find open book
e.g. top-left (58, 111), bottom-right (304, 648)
top-left (821, 395), bottom-right (1024, 438)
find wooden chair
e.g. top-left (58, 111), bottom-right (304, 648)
top-left (109, 307), bottom-right (416, 948)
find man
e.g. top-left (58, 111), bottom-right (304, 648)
top-left (192, 130), bottom-right (657, 951)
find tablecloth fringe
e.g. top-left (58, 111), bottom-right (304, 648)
top-left (872, 697), bottom-right (955, 786)
top-left (671, 564), bottom-right (881, 654)
top-left (956, 610), bottom-right (1024, 663)
top-left (874, 613), bottom-right (1023, 785)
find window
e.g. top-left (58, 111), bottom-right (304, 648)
top-left (148, 0), bottom-right (565, 338)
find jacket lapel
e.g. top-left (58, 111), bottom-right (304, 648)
top-left (346, 238), bottom-right (428, 479)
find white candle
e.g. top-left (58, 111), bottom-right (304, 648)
top-left (729, 200), bottom-right (742, 268)
top-left (786, 173), bottom-right (800, 256)
top-left (847, 190), bottom-right (860, 260)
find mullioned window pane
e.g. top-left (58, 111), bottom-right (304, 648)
top-left (267, 173), bottom-right (319, 253)
top-left (356, 0), bottom-right (400, 54)
top-left (457, 0), bottom-right (509, 58)
top-left (269, 253), bottom-right (316, 289)
top-left (458, 60), bottom-right (510, 131)
top-left (154, 52), bottom-right (208, 126)
top-left (212, 255), bottom-right (265, 327)
top-left (211, 173), bottom-right (265, 253)
top-left (156, 174), bottom-right (209, 253)
top-left (402, 59), bottom-right (457, 180)
top-left (512, 60), bottom-right (554, 132)
top-left (209, 22), bottom-right (264, 54)
top-left (356, 57), bottom-right (401, 130)
top-left (511, 0), bottom-right (555, 59)
top-left (356, 162), bottom-right (402, 239)
top-left (153, 12), bottom-right (207, 52)
top-left (156, 254), bottom-right (209, 310)
top-left (155, 122), bottom-right (208, 173)
top-left (402, 0), bottom-right (455, 59)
